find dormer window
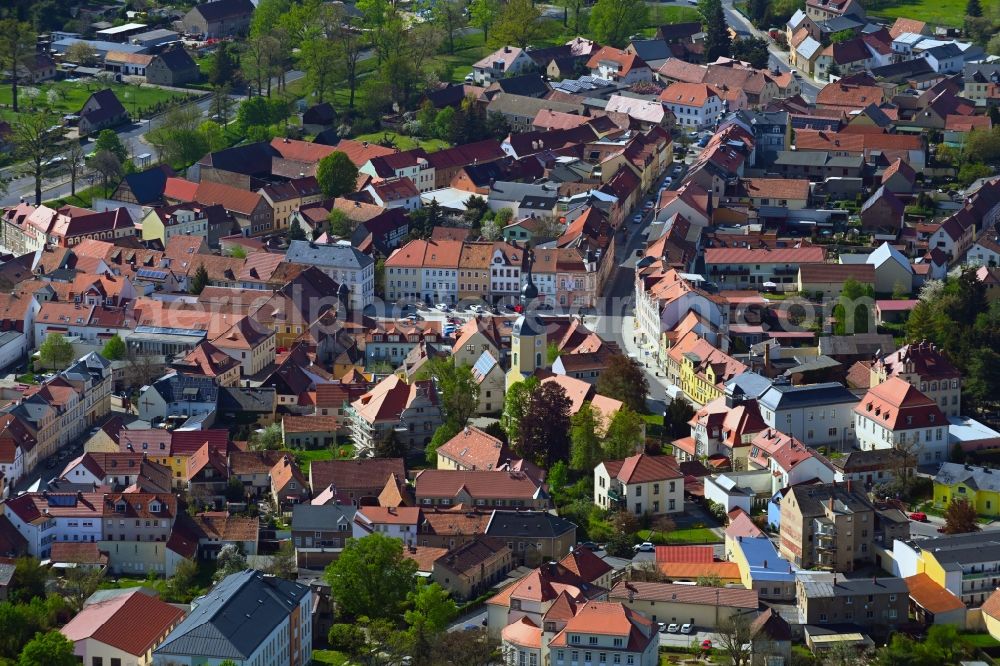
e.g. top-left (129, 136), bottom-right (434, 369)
top-left (150, 502), bottom-right (161, 513)
top-left (115, 502), bottom-right (126, 513)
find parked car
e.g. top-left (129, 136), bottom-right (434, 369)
top-left (681, 624), bottom-right (693, 634)
top-left (464, 73), bottom-right (475, 82)
top-left (435, 303), bottom-right (450, 311)
top-left (701, 639), bottom-right (713, 650)
top-left (658, 623), bottom-right (668, 633)
top-left (909, 512), bottom-right (928, 522)
top-left (632, 213), bottom-right (643, 224)
top-left (697, 134), bottom-right (710, 148)
top-left (667, 624), bottom-right (680, 633)
top-left (633, 541), bottom-right (655, 552)
top-left (578, 541), bottom-right (600, 551)
top-left (661, 176), bottom-right (673, 188)
top-left (672, 164), bottom-right (683, 176)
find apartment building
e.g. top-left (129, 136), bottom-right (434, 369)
top-left (894, 532), bottom-right (1000, 607)
top-left (659, 82), bottom-right (724, 129)
top-left (854, 376), bottom-right (948, 465)
top-left (414, 469), bottom-right (549, 510)
top-left (610, 581), bottom-right (758, 629)
top-left (779, 483), bottom-right (877, 572)
top-left (797, 573), bottom-right (909, 628)
top-left (757, 379), bottom-right (858, 449)
top-left (285, 240), bottom-right (375, 310)
top-left (4, 491), bottom-right (104, 558)
top-left (502, 600), bottom-right (659, 666)
top-left (154, 569), bottom-right (312, 666)
top-left (347, 374), bottom-right (442, 455)
top-left (871, 341), bottom-right (962, 417)
top-left (360, 150), bottom-right (436, 193)
top-left (703, 246), bottom-right (826, 292)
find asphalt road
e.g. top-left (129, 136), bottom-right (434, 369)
top-left (0, 69), bottom-right (305, 207)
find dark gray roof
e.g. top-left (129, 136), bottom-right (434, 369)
top-left (830, 448), bottom-right (912, 473)
top-left (152, 46), bottom-right (198, 72)
top-left (628, 39), bottom-right (671, 63)
top-left (192, 0), bottom-right (254, 21)
top-left (151, 373), bottom-right (218, 404)
top-left (924, 43), bottom-right (962, 59)
top-left (485, 510), bottom-right (576, 538)
top-left (787, 483), bottom-right (874, 518)
top-left (217, 386), bottom-right (276, 412)
top-left (870, 58), bottom-right (934, 82)
top-left (285, 240), bottom-right (373, 270)
top-left (911, 532), bottom-right (1000, 568)
top-left (491, 74), bottom-right (550, 98)
top-left (119, 165), bottom-right (175, 205)
top-left (758, 381), bottom-right (857, 412)
top-left (291, 503), bottom-right (356, 531)
top-left (155, 569), bottom-right (309, 660)
top-left (817, 333), bottom-right (895, 357)
top-left (816, 16), bottom-right (863, 32)
top-left (801, 574), bottom-right (908, 598)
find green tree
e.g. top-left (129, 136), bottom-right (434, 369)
top-left (943, 498), bottom-right (980, 535)
top-left (10, 558), bottom-right (48, 604)
top-left (268, 540), bottom-right (297, 579)
top-left (829, 29), bottom-right (854, 43)
top-left (167, 557), bottom-right (200, 602)
top-left (502, 375), bottom-right (538, 444)
top-left (189, 263), bottom-right (209, 295)
top-left (301, 37), bottom-right (340, 104)
top-left (731, 36), bottom-right (769, 68)
top-left (966, 348), bottom-right (1000, 412)
top-left (555, 0), bottom-right (587, 35)
top-left (373, 429), bottom-right (407, 459)
top-left (209, 41), bottom-right (237, 85)
top-left (100, 333), bottom-right (126, 361)
top-left (60, 566), bottom-right (105, 612)
top-left (966, 0), bottom-right (983, 17)
top-left (700, 0), bottom-right (731, 63)
top-left (288, 218), bottom-right (306, 242)
top-left (327, 209), bottom-right (352, 238)
top-left (251, 0), bottom-right (291, 37)
top-left (146, 104), bottom-right (209, 169)
top-left (18, 631), bottom-right (76, 666)
top-left (832, 277), bottom-right (874, 335)
top-left (328, 623), bottom-right (366, 655)
top-left (426, 420), bottom-right (461, 465)
top-left (13, 111), bottom-right (60, 205)
top-left (94, 129), bottom-right (128, 163)
top-left (404, 581), bottom-right (458, 662)
top-left (604, 407), bottom-right (644, 460)
top-left (324, 532), bottom-right (418, 620)
top-left (419, 357), bottom-right (480, 427)
top-left (198, 121), bottom-right (228, 153)
top-left (517, 381), bottom-right (572, 467)
top-left (0, 20), bottom-right (36, 113)
top-left (214, 543), bottom-right (247, 581)
top-left (434, 106), bottom-right (458, 142)
top-left (38, 333), bottom-right (74, 371)
top-left (490, 0), bottom-right (543, 48)
top-left (570, 404), bottom-right (602, 471)
top-left (595, 353), bottom-right (649, 413)
top-left (316, 151), bottom-right (359, 199)
top-left (589, 0), bottom-right (648, 48)
top-left (432, 0), bottom-right (467, 55)
top-left (251, 422), bottom-right (284, 450)
top-left (665, 396), bottom-right (695, 438)
top-left (469, 0), bottom-right (502, 43)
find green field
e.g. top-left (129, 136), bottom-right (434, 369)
top-left (638, 526), bottom-right (723, 545)
top-left (869, 0), bottom-right (969, 27)
top-left (312, 650), bottom-right (351, 665)
top-left (354, 130), bottom-right (451, 152)
top-left (0, 80), bottom-right (192, 122)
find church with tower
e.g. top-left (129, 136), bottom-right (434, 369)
top-left (506, 250), bottom-right (545, 391)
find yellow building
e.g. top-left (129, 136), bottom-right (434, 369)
top-left (934, 462), bottom-right (1000, 518)
top-left (678, 340), bottom-right (747, 408)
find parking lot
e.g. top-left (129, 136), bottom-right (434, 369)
top-left (658, 628), bottom-right (721, 649)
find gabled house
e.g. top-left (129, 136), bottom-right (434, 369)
top-left (78, 89), bottom-right (128, 136)
top-left (472, 46), bottom-right (535, 85)
top-left (854, 376), bottom-right (948, 464)
top-left (594, 454), bottom-right (683, 515)
top-left (585, 47), bottom-right (652, 85)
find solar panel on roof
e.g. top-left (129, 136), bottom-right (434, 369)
top-left (136, 268), bottom-right (168, 280)
top-left (472, 352), bottom-right (497, 378)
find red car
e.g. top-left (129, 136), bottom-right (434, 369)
top-left (701, 639), bottom-right (713, 650)
top-left (909, 512), bottom-right (928, 522)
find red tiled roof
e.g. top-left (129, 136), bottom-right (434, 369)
top-left (61, 589), bottom-right (184, 657)
top-left (654, 545), bottom-right (714, 563)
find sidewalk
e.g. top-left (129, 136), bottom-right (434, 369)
top-left (618, 314), bottom-right (684, 402)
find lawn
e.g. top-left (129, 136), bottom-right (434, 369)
top-left (638, 526), bottom-right (723, 545)
top-left (354, 131), bottom-right (451, 152)
top-left (961, 632), bottom-right (1000, 649)
top-left (0, 80), bottom-right (193, 121)
top-left (312, 650), bottom-right (351, 665)
top-left (868, 0), bottom-right (968, 27)
top-left (645, 5), bottom-right (702, 27)
top-left (285, 445), bottom-right (355, 474)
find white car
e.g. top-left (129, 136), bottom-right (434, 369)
top-left (631, 213), bottom-right (643, 224)
top-left (667, 624), bottom-right (680, 633)
top-left (435, 303), bottom-right (450, 311)
top-left (658, 623), bottom-right (668, 633)
top-left (464, 73), bottom-right (475, 82)
top-left (661, 176), bottom-right (673, 188)
top-left (681, 623), bottom-right (693, 634)
top-left (633, 541), bottom-right (655, 552)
